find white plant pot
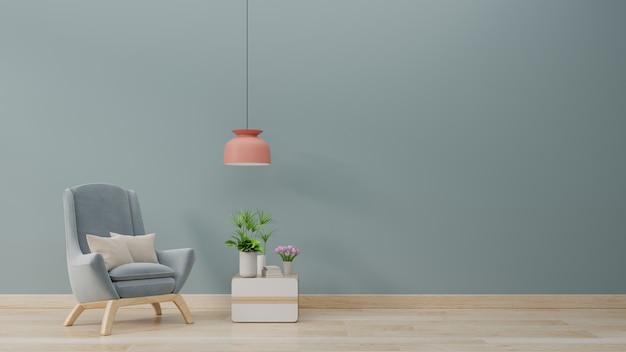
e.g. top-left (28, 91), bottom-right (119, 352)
top-left (283, 261), bottom-right (293, 275)
top-left (257, 254), bottom-right (266, 276)
top-left (239, 251), bottom-right (257, 278)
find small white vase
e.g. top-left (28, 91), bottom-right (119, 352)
top-left (283, 261), bottom-right (293, 275)
top-left (257, 254), bottom-right (266, 276)
top-left (239, 251), bottom-right (257, 278)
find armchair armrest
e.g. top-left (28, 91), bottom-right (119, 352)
top-left (67, 252), bottom-right (119, 303)
top-left (156, 248), bottom-right (195, 293)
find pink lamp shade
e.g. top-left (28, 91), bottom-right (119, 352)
top-left (224, 129), bottom-right (271, 165)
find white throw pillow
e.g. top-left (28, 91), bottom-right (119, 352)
top-left (110, 232), bottom-right (159, 264)
top-left (86, 234), bottom-right (134, 271)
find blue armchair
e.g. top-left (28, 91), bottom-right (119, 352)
top-left (63, 183), bottom-right (195, 335)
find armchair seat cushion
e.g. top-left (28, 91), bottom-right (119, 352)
top-left (113, 278), bottom-right (176, 298)
top-left (109, 263), bottom-right (175, 282)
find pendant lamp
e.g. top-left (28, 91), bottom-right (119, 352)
top-left (224, 0), bottom-right (271, 166)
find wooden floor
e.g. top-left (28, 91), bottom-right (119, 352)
top-left (1, 306), bottom-right (626, 351)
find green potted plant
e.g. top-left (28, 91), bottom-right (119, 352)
top-left (225, 209), bottom-right (275, 277)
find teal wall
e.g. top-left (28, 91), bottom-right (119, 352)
top-left (1, 0), bottom-right (625, 294)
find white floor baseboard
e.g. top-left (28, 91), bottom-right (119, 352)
top-left (2, 294), bottom-right (625, 310)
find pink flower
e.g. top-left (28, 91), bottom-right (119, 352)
top-left (275, 244), bottom-right (301, 261)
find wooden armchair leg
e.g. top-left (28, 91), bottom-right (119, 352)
top-left (151, 302), bottom-right (162, 316)
top-left (63, 304), bottom-right (86, 327)
top-left (101, 300), bottom-right (119, 336)
top-left (173, 294), bottom-right (194, 324)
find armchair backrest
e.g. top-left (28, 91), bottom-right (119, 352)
top-left (64, 184), bottom-right (146, 254)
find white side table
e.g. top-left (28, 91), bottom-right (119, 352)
top-left (231, 274), bottom-right (299, 322)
